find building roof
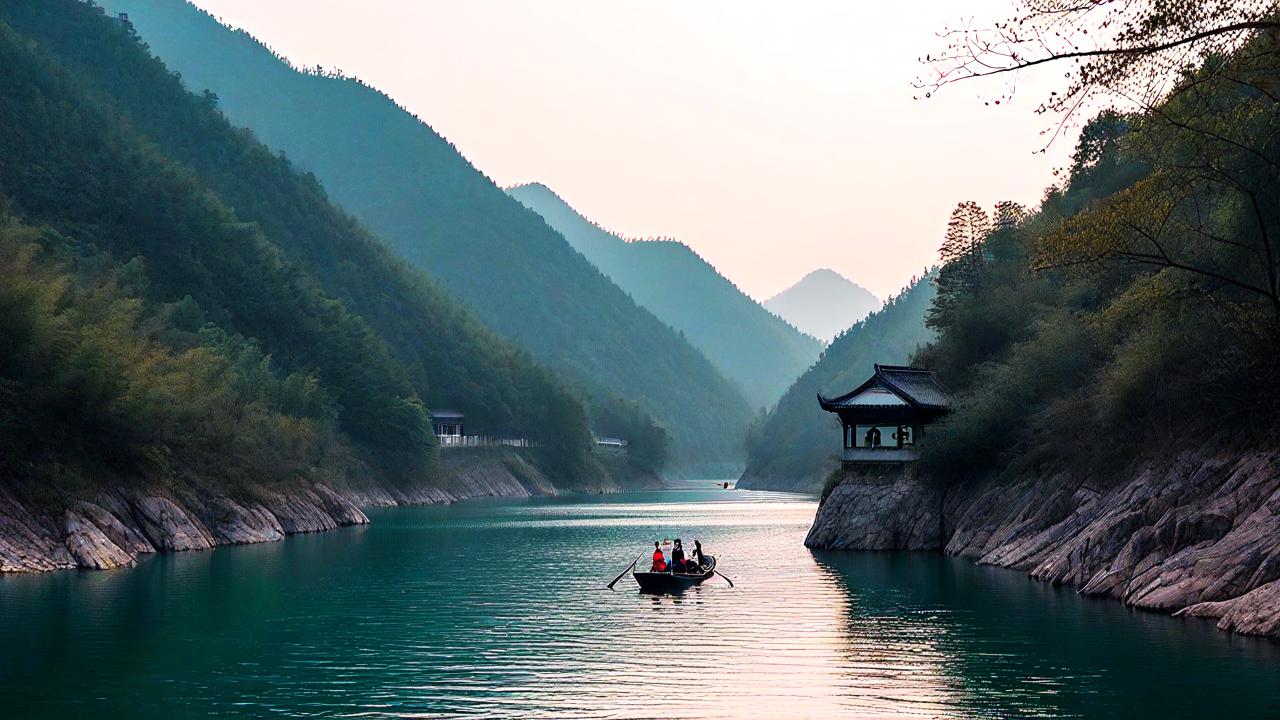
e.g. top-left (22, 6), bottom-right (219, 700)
top-left (817, 364), bottom-right (950, 412)
top-left (429, 409), bottom-right (465, 420)
top-left (876, 365), bottom-right (950, 408)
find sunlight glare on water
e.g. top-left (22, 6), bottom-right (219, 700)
top-left (1, 488), bottom-right (1279, 719)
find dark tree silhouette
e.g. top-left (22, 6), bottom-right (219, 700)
top-left (917, 0), bottom-right (1280, 143)
top-left (929, 201), bottom-right (991, 329)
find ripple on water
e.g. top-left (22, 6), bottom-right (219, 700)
top-left (2, 489), bottom-right (1280, 719)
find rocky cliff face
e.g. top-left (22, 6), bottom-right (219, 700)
top-left (1, 447), bottom-right (658, 574)
top-left (0, 483), bottom-right (369, 573)
top-left (806, 450), bottom-right (1280, 640)
top-left (338, 449), bottom-right (558, 507)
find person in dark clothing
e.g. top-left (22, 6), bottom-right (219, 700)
top-left (671, 539), bottom-right (686, 573)
top-left (691, 540), bottom-right (707, 570)
top-left (864, 426), bottom-right (882, 447)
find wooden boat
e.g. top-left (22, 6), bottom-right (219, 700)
top-left (633, 556), bottom-right (716, 593)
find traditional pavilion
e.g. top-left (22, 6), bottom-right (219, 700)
top-left (817, 364), bottom-right (950, 464)
top-left (429, 409), bottom-right (464, 438)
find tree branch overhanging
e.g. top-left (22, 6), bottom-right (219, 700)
top-left (924, 21), bottom-right (1280, 89)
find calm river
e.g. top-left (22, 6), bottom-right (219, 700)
top-left (2, 488), bottom-right (1279, 718)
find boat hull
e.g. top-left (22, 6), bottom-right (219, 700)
top-left (633, 557), bottom-right (716, 593)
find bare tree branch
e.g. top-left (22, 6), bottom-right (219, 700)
top-left (929, 21), bottom-right (1280, 87)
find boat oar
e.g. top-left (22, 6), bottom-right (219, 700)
top-left (714, 569), bottom-right (734, 588)
top-left (606, 554), bottom-right (643, 591)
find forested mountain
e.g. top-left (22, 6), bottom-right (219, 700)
top-left (0, 2), bottom-right (606, 489)
top-left (914, 42), bottom-right (1280, 479)
top-left (98, 0), bottom-right (752, 470)
top-left (765, 269), bottom-right (881, 342)
top-left (738, 275), bottom-right (936, 491)
top-left (507, 182), bottom-right (822, 409)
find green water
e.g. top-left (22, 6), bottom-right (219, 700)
top-left (1, 489), bottom-right (1278, 718)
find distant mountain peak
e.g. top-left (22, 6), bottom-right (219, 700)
top-left (804, 267), bottom-right (845, 279)
top-left (764, 268), bottom-right (881, 343)
top-left (790, 267), bottom-right (855, 286)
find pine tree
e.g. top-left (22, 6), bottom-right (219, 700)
top-left (993, 201), bottom-right (1027, 231)
top-left (941, 201), bottom-right (990, 289)
top-left (929, 201), bottom-right (990, 329)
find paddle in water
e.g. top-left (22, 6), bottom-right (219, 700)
top-left (606, 554), bottom-right (643, 590)
top-left (714, 569), bottom-right (735, 588)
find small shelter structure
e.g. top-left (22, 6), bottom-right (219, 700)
top-left (429, 409), bottom-right (464, 438)
top-left (817, 364), bottom-right (950, 464)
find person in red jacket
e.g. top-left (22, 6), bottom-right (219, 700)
top-left (649, 541), bottom-right (667, 572)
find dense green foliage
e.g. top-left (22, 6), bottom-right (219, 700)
top-left (100, 0), bottom-right (754, 469)
top-left (738, 275), bottom-right (937, 491)
top-left (589, 396), bottom-right (670, 474)
top-left (0, 207), bottom-right (351, 491)
top-left (508, 183), bottom-right (822, 410)
top-left (0, 16), bottom-right (424, 472)
top-left (916, 32), bottom-right (1280, 479)
top-left (0, 2), bottom-right (611, 483)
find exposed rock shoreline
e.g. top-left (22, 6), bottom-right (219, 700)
top-left (1, 448), bottom-right (658, 574)
top-left (805, 450), bottom-right (1280, 640)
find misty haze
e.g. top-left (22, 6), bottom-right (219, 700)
top-left (2, 2), bottom-right (1280, 718)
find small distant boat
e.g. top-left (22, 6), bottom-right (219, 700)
top-left (633, 556), bottom-right (717, 593)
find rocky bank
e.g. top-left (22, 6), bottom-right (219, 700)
top-left (0, 447), bottom-right (658, 574)
top-left (806, 449), bottom-right (1280, 640)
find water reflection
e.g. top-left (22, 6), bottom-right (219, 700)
top-left (1, 490), bottom-right (1279, 719)
top-left (808, 556), bottom-right (958, 716)
top-left (813, 551), bottom-right (1280, 718)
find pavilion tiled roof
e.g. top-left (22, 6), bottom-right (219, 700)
top-left (817, 364), bottom-right (950, 411)
top-left (875, 365), bottom-right (950, 409)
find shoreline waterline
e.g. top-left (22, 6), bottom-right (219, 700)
top-left (3, 489), bottom-right (1279, 718)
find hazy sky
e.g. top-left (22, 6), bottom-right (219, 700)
top-left (188, 0), bottom-right (1072, 300)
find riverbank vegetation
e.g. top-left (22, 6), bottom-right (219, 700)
top-left (589, 396), bottom-right (670, 475)
top-left (0, 206), bottom-right (359, 501)
top-left (915, 3), bottom-right (1280, 480)
top-left (0, 2), bottom-right (669, 496)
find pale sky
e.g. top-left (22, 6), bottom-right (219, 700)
top-left (188, 0), bottom-right (1072, 300)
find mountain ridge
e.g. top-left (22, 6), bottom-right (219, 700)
top-left (99, 0), bottom-right (753, 469)
top-left (508, 181), bottom-right (821, 409)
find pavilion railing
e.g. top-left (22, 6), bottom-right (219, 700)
top-left (841, 446), bottom-right (922, 463)
top-left (437, 435), bottom-right (535, 449)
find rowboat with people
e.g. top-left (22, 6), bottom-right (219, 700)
top-left (633, 555), bottom-right (718, 592)
top-left (606, 537), bottom-right (733, 593)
